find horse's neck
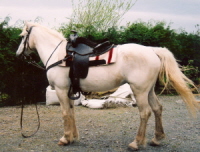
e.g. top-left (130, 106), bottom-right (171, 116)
top-left (34, 31), bottom-right (66, 67)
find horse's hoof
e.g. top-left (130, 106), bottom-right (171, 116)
top-left (149, 138), bottom-right (160, 146)
top-left (132, 103), bottom-right (137, 107)
top-left (58, 140), bottom-right (69, 146)
top-left (128, 142), bottom-right (138, 151)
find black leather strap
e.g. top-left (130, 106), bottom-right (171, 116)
top-left (46, 56), bottom-right (72, 72)
top-left (45, 40), bottom-right (63, 67)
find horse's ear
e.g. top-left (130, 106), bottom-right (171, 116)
top-left (24, 21), bottom-right (31, 31)
top-left (24, 20), bottom-right (28, 25)
top-left (20, 21), bottom-right (29, 36)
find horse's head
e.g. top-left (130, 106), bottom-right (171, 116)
top-left (16, 22), bottom-right (37, 59)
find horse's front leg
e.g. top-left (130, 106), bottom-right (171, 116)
top-left (55, 87), bottom-right (79, 145)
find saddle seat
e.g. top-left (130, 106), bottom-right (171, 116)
top-left (67, 37), bottom-right (113, 56)
top-left (66, 31), bottom-right (115, 100)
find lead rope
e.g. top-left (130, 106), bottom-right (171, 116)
top-left (20, 59), bottom-right (40, 138)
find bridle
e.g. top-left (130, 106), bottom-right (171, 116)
top-left (19, 26), bottom-right (45, 70)
top-left (21, 26), bottom-right (35, 59)
top-left (20, 26), bottom-right (67, 71)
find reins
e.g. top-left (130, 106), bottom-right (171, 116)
top-left (27, 60), bottom-right (45, 70)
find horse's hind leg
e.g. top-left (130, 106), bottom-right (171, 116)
top-left (148, 87), bottom-right (165, 146)
top-left (55, 87), bottom-right (79, 145)
top-left (128, 91), bottom-right (152, 150)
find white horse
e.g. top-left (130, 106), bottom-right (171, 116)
top-left (16, 22), bottom-right (199, 150)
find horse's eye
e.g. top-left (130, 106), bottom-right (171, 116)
top-left (21, 36), bottom-right (24, 39)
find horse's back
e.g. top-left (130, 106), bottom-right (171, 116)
top-left (118, 43), bottom-right (161, 72)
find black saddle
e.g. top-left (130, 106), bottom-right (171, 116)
top-left (66, 31), bottom-right (114, 100)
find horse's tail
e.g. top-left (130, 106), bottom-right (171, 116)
top-left (153, 47), bottom-right (199, 117)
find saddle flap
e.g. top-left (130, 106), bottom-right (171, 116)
top-left (73, 53), bottom-right (89, 78)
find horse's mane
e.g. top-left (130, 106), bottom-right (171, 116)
top-left (21, 22), bottom-right (65, 40)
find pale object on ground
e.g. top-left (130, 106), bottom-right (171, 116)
top-left (46, 86), bottom-right (84, 106)
top-left (81, 83), bottom-right (136, 109)
top-left (81, 99), bottom-right (106, 108)
top-left (106, 83), bottom-right (136, 105)
top-left (46, 83), bottom-right (136, 108)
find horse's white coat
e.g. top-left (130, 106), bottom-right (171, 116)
top-left (16, 22), bottom-right (199, 150)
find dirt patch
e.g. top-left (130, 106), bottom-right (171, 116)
top-left (0, 96), bottom-right (200, 152)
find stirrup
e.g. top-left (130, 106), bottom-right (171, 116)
top-left (68, 85), bottom-right (81, 100)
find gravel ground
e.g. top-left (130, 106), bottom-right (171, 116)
top-left (0, 95), bottom-right (200, 152)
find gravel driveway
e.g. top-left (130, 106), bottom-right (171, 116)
top-left (0, 95), bottom-right (200, 152)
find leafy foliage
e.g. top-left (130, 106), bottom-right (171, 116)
top-left (0, 17), bottom-right (48, 106)
top-left (182, 60), bottom-right (199, 84)
top-left (66, 0), bottom-right (136, 35)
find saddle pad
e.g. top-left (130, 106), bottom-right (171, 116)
top-left (58, 46), bottom-right (118, 67)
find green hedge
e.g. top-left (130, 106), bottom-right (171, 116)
top-left (0, 17), bottom-right (48, 106)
